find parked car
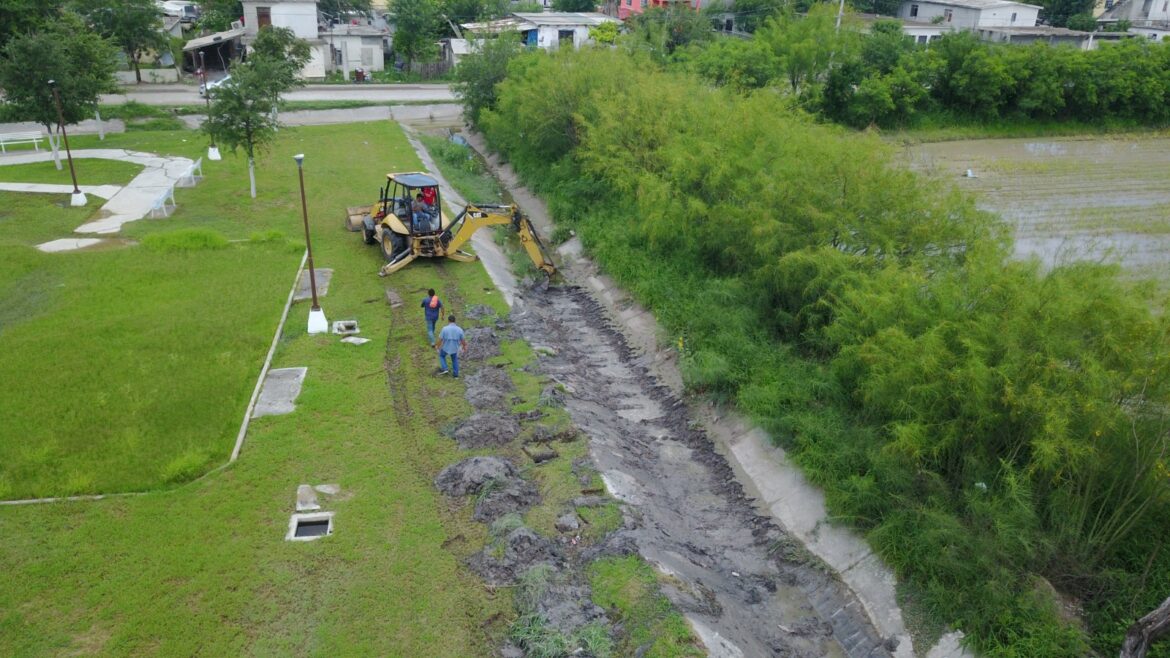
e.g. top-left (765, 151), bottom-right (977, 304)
top-left (198, 75), bottom-right (231, 97)
top-left (157, 1), bottom-right (200, 23)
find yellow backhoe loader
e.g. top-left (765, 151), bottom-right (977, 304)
top-left (344, 172), bottom-right (556, 279)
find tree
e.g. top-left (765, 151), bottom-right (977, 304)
top-left (0, 0), bottom-right (65, 51)
top-left (624, 5), bottom-right (712, 61)
top-left (73, 0), bottom-right (167, 84)
top-left (589, 21), bottom-right (619, 45)
top-left (197, 0), bottom-right (242, 32)
top-left (203, 60), bottom-right (282, 198)
top-left (440, 0), bottom-right (508, 28)
top-left (391, 0), bottom-right (442, 70)
top-left (0, 14), bottom-right (118, 168)
top-left (553, 0), bottom-right (597, 11)
top-left (725, 0), bottom-right (785, 33)
top-left (453, 33), bottom-right (523, 126)
top-left (1040, 0), bottom-right (1095, 27)
top-left (249, 26), bottom-right (311, 124)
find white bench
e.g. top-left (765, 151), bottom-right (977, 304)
top-left (149, 186), bottom-right (177, 218)
top-left (176, 157), bottom-right (203, 188)
top-left (0, 131), bottom-right (44, 153)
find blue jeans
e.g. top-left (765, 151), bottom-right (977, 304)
top-left (439, 351), bottom-right (459, 377)
top-left (426, 317), bottom-right (437, 344)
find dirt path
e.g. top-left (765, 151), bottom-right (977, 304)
top-left (508, 288), bottom-right (892, 657)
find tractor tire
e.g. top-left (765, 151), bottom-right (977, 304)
top-left (361, 224), bottom-right (376, 245)
top-left (380, 231), bottom-right (406, 261)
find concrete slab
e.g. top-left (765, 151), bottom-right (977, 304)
top-left (36, 238), bottom-right (106, 253)
top-left (294, 268), bottom-right (332, 301)
top-left (252, 367), bottom-right (307, 418)
top-left (340, 336), bottom-right (370, 345)
top-left (0, 148), bottom-right (195, 236)
top-left (296, 484), bottom-right (320, 512)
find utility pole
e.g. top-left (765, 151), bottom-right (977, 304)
top-left (48, 80), bottom-right (86, 207)
top-left (200, 51), bottom-right (222, 161)
top-left (836, 0), bottom-right (846, 32)
top-left (294, 154), bottom-right (328, 334)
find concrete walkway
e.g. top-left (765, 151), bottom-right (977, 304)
top-left (0, 148), bottom-right (195, 251)
top-left (458, 129), bottom-right (974, 658)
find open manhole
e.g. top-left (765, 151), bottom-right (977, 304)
top-left (286, 512), bottom-right (334, 541)
top-left (332, 320), bottom-right (359, 336)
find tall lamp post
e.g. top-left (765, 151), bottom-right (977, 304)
top-left (48, 80), bottom-right (86, 207)
top-left (199, 51), bottom-right (222, 161)
top-left (294, 154), bottom-right (328, 334)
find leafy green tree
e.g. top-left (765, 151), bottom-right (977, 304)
top-left (203, 59), bottom-right (282, 198)
top-left (553, 0), bottom-right (597, 11)
top-left (248, 26), bottom-right (311, 123)
top-left (0, 0), bottom-right (65, 51)
top-left (1040, 0), bottom-right (1095, 27)
top-left (758, 4), bottom-right (857, 95)
top-left (0, 14), bottom-right (118, 168)
top-left (728, 0), bottom-right (786, 33)
top-left (1065, 13), bottom-right (1097, 30)
top-left (196, 0), bottom-right (242, 32)
top-left (623, 5), bottom-right (712, 62)
top-left (689, 36), bottom-right (780, 91)
top-left (73, 0), bottom-right (166, 84)
top-left (392, 0), bottom-right (442, 70)
top-left (453, 33), bottom-right (523, 126)
top-left (439, 0), bottom-right (508, 36)
top-left (589, 21), bottom-right (619, 45)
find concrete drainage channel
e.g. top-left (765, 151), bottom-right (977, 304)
top-left (403, 125), bottom-right (921, 657)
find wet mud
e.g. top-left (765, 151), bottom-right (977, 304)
top-left (508, 287), bottom-right (894, 658)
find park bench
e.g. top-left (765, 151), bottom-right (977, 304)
top-left (149, 186), bottom-right (177, 219)
top-left (0, 130), bottom-right (45, 154)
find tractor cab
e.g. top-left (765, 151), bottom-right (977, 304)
top-left (376, 172), bottom-right (443, 236)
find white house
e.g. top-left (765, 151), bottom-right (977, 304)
top-left (241, 0), bottom-right (328, 78)
top-left (461, 12), bottom-right (620, 51)
top-left (898, 0), bottom-right (1041, 29)
top-left (321, 24), bottom-right (388, 77)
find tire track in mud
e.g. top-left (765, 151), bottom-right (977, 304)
top-left (509, 286), bottom-right (895, 658)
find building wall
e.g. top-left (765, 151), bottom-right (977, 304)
top-left (533, 25), bottom-right (593, 49)
top-left (271, 2), bottom-right (318, 38)
top-left (904, 25), bottom-right (952, 42)
top-left (899, 2), bottom-right (982, 28)
top-left (331, 35), bottom-right (385, 72)
top-left (976, 4), bottom-right (1038, 26)
top-left (242, 1), bottom-right (318, 39)
top-left (1131, 26), bottom-right (1170, 40)
top-left (305, 43), bottom-right (327, 78)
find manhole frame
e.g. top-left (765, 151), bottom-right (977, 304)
top-left (286, 511), bottom-right (334, 542)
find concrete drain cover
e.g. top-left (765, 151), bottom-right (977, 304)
top-left (332, 320), bottom-right (359, 335)
top-left (253, 367), bottom-right (307, 418)
top-left (287, 512), bottom-right (333, 541)
top-left (294, 268), bottom-right (332, 301)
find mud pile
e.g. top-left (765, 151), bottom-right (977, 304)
top-left (463, 365), bottom-right (513, 410)
top-left (450, 412), bottom-right (520, 449)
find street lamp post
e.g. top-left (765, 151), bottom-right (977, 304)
top-left (199, 51), bottom-right (222, 161)
top-left (48, 80), bottom-right (86, 207)
top-left (294, 154), bottom-right (328, 334)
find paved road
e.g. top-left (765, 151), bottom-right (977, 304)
top-left (101, 83), bottom-right (456, 106)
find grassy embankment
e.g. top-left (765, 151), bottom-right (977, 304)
top-left (473, 47), bottom-right (1170, 657)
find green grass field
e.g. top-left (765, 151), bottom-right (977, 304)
top-left (0, 120), bottom-right (699, 657)
top-left (0, 121), bottom-right (517, 655)
top-left (0, 158), bottom-right (143, 186)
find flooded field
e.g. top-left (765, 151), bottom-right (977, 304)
top-left (905, 136), bottom-right (1170, 286)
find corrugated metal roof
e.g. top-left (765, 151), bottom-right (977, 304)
top-left (914, 0), bottom-right (1043, 10)
top-left (512, 12), bottom-right (619, 26)
top-left (183, 28), bottom-right (246, 51)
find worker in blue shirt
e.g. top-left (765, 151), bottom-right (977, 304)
top-left (436, 315), bottom-right (467, 377)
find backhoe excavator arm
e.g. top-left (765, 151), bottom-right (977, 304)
top-left (444, 204), bottom-right (556, 277)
